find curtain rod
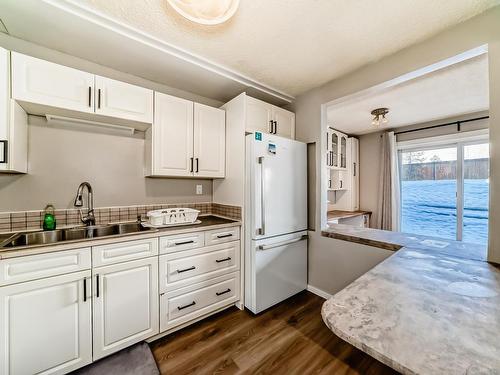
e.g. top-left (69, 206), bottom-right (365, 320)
top-left (394, 115), bottom-right (489, 135)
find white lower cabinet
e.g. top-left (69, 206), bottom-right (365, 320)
top-left (160, 272), bottom-right (240, 332)
top-left (0, 226), bottom-right (240, 374)
top-left (158, 227), bottom-right (241, 333)
top-left (159, 241), bottom-right (240, 290)
top-left (92, 256), bottom-right (159, 360)
top-left (0, 270), bottom-right (92, 375)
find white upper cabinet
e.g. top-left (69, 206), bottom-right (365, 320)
top-left (193, 103), bottom-right (226, 178)
top-left (0, 48), bottom-right (28, 174)
top-left (94, 76), bottom-right (153, 123)
top-left (93, 257), bottom-right (159, 360)
top-left (11, 52), bottom-right (154, 129)
top-left (148, 92), bottom-right (194, 177)
top-left (273, 106), bottom-right (295, 139)
top-left (146, 92), bottom-right (226, 178)
top-left (12, 52), bottom-right (95, 113)
top-left (326, 128), bottom-right (348, 170)
top-left (245, 96), bottom-right (273, 134)
top-left (0, 270), bottom-right (92, 375)
top-left (244, 95), bottom-right (295, 139)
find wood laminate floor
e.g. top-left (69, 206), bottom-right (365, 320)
top-left (150, 291), bottom-right (399, 374)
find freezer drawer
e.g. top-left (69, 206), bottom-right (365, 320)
top-left (245, 231), bottom-right (308, 314)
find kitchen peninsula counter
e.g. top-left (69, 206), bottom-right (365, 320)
top-left (321, 225), bottom-right (499, 374)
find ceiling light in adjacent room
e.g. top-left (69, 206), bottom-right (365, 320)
top-left (371, 107), bottom-right (389, 127)
top-left (167, 0), bottom-right (240, 25)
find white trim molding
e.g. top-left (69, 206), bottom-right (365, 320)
top-left (324, 45), bottom-right (488, 109)
top-left (43, 0), bottom-right (295, 104)
top-left (307, 284), bottom-right (332, 300)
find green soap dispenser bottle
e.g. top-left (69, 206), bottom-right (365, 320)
top-left (43, 204), bottom-right (56, 231)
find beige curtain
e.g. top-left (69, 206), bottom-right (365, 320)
top-left (376, 131), bottom-right (399, 230)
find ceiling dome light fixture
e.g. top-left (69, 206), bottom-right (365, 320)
top-left (167, 0), bottom-right (240, 25)
top-left (371, 107), bottom-right (389, 127)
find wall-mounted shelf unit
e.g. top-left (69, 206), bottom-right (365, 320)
top-left (326, 133), bottom-right (359, 212)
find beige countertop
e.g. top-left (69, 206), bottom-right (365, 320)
top-left (0, 215), bottom-right (241, 260)
top-left (321, 225), bottom-right (499, 374)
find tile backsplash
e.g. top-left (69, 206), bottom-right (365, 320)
top-left (0, 202), bottom-right (241, 233)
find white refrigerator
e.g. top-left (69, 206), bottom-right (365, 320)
top-left (245, 132), bottom-right (308, 314)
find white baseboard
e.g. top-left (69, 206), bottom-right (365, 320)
top-left (306, 284), bottom-right (332, 300)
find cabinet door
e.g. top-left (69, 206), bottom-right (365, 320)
top-left (273, 107), bottom-right (295, 139)
top-left (340, 134), bottom-right (347, 169)
top-left (152, 92), bottom-right (194, 176)
top-left (350, 137), bottom-right (360, 210)
top-left (93, 257), bottom-right (159, 360)
top-left (0, 48), bottom-right (28, 174)
top-left (331, 170), bottom-right (348, 191)
top-left (193, 103), bottom-right (225, 178)
top-left (0, 47), bottom-right (9, 171)
top-left (325, 129), bottom-right (333, 167)
top-left (95, 76), bottom-right (153, 123)
top-left (331, 131), bottom-right (339, 167)
top-left (245, 96), bottom-right (273, 134)
top-left (0, 271), bottom-right (92, 375)
top-left (11, 52), bottom-right (94, 113)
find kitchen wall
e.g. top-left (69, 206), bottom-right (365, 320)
top-left (358, 131), bottom-right (383, 226)
top-left (290, 6), bottom-right (500, 295)
top-left (0, 34), bottom-right (221, 212)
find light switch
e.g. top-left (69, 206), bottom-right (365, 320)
top-left (196, 185), bottom-right (203, 195)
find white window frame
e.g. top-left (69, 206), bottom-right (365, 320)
top-left (396, 129), bottom-right (489, 242)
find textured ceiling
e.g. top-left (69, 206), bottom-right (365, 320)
top-left (82, 0), bottom-right (500, 96)
top-left (327, 54), bottom-right (489, 135)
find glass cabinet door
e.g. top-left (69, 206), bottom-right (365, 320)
top-left (326, 131), bottom-right (331, 167)
top-left (340, 136), bottom-right (347, 168)
top-left (331, 132), bottom-right (338, 167)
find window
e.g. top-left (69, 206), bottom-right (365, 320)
top-left (399, 136), bottom-right (489, 246)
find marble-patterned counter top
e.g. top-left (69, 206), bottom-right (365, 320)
top-left (321, 225), bottom-right (499, 374)
top-left (0, 215), bottom-right (240, 259)
top-left (323, 224), bottom-right (487, 261)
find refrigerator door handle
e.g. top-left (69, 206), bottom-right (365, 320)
top-left (257, 156), bottom-right (265, 236)
top-left (258, 235), bottom-right (308, 251)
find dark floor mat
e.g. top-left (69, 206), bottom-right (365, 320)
top-left (72, 342), bottom-right (159, 375)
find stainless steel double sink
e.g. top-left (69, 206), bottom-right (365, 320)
top-left (0, 222), bottom-right (152, 249)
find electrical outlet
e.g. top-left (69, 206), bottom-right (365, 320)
top-left (196, 185), bottom-right (203, 195)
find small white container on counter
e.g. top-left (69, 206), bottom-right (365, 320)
top-left (146, 208), bottom-right (200, 226)
top-left (147, 211), bottom-right (165, 226)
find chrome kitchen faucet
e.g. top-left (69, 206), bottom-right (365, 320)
top-left (74, 182), bottom-right (96, 226)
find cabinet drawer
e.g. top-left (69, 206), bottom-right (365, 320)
top-left (92, 238), bottom-right (158, 267)
top-left (159, 241), bottom-right (240, 292)
top-left (159, 232), bottom-right (204, 254)
top-left (0, 248), bottom-right (91, 286)
top-left (160, 272), bottom-right (239, 332)
top-left (204, 226), bottom-right (240, 246)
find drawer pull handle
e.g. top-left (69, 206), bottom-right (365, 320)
top-left (177, 266), bottom-right (196, 273)
top-left (83, 278), bottom-right (87, 302)
top-left (216, 288), bottom-right (231, 296)
top-left (96, 274), bottom-right (100, 298)
top-left (174, 240), bottom-right (195, 246)
top-left (215, 257), bottom-right (231, 263)
top-left (216, 233), bottom-right (233, 239)
top-left (178, 301), bottom-right (196, 310)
